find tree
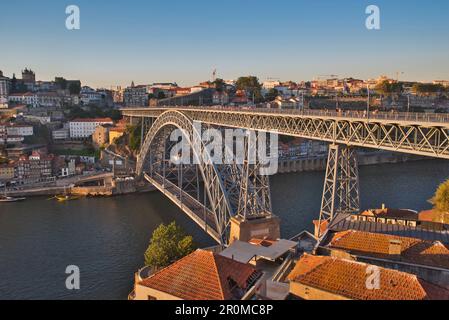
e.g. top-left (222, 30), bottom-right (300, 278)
top-left (430, 179), bottom-right (449, 212)
top-left (144, 222), bottom-right (195, 269)
top-left (126, 124), bottom-right (141, 151)
top-left (213, 78), bottom-right (225, 92)
top-left (236, 76), bottom-right (263, 103)
top-left (265, 88), bottom-right (279, 102)
top-left (375, 80), bottom-right (403, 97)
top-left (157, 91), bottom-right (166, 100)
top-left (412, 83), bottom-right (444, 96)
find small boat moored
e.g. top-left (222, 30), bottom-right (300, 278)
top-left (0, 196), bottom-right (26, 203)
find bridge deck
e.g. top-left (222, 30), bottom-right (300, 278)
top-left (143, 173), bottom-right (222, 243)
top-left (123, 107), bottom-right (449, 159)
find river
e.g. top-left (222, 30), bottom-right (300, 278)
top-left (1, 160), bottom-right (449, 299)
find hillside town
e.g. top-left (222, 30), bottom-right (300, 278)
top-left (1, 68), bottom-right (449, 192)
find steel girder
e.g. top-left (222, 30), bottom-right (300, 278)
top-left (137, 111), bottom-right (272, 244)
top-left (318, 144), bottom-right (360, 237)
top-left (124, 108), bottom-right (449, 159)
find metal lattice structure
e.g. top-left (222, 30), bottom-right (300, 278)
top-left (137, 110), bottom-right (272, 244)
top-left (124, 107), bottom-right (449, 159)
top-left (123, 106), bottom-right (449, 242)
top-left (318, 145), bottom-right (360, 237)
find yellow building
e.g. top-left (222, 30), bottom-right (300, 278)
top-left (0, 164), bottom-right (15, 181)
top-left (109, 128), bottom-right (125, 144)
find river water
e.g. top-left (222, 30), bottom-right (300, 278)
top-left (1, 160), bottom-right (449, 300)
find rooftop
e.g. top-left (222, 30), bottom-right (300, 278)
top-left (287, 254), bottom-right (449, 300)
top-left (329, 212), bottom-right (449, 244)
top-left (138, 249), bottom-right (262, 300)
top-left (70, 118), bottom-right (113, 123)
top-left (326, 230), bottom-right (449, 270)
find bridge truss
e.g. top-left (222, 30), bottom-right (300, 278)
top-left (137, 111), bottom-right (273, 244)
top-left (123, 107), bottom-right (449, 242)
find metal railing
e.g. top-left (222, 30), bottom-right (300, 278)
top-left (126, 105), bottom-right (449, 124)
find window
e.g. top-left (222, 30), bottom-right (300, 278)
top-left (147, 295), bottom-right (157, 300)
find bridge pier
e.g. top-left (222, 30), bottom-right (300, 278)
top-left (229, 215), bottom-right (281, 244)
top-left (318, 144), bottom-right (360, 237)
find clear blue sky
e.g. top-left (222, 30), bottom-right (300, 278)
top-left (1, 0), bottom-right (448, 88)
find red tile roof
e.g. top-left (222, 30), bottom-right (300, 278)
top-left (71, 118), bottom-right (113, 123)
top-left (327, 230), bottom-right (449, 269)
top-left (288, 254), bottom-right (449, 300)
top-left (139, 249), bottom-right (261, 300)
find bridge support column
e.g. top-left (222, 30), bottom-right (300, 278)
top-left (317, 144), bottom-right (360, 237)
top-left (229, 215), bottom-right (281, 244)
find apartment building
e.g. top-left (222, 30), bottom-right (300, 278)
top-left (69, 118), bottom-right (113, 139)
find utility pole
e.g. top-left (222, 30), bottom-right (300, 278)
top-left (367, 84), bottom-right (370, 121)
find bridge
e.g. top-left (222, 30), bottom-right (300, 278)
top-left (122, 106), bottom-right (449, 244)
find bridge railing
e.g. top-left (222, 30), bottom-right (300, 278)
top-left (150, 106), bottom-right (449, 124)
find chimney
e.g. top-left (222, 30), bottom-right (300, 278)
top-left (389, 239), bottom-right (402, 256)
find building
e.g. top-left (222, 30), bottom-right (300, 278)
top-left (37, 92), bottom-right (62, 107)
top-left (433, 80), bottom-right (449, 88)
top-left (0, 164), bottom-right (15, 182)
top-left (52, 129), bottom-right (70, 141)
top-left (124, 83), bottom-right (149, 107)
top-left (6, 125), bottom-right (34, 137)
top-left (15, 151), bottom-right (55, 184)
top-left (8, 92), bottom-right (38, 107)
top-left (80, 86), bottom-right (103, 106)
top-left (320, 229), bottom-right (449, 288)
top-left (287, 254), bottom-right (449, 300)
top-left (109, 127), bottom-right (125, 143)
top-left (0, 70), bottom-right (10, 108)
top-left (69, 118), bottom-right (114, 139)
top-left (132, 249), bottom-right (262, 300)
top-left (212, 91), bottom-right (229, 105)
top-left (92, 125), bottom-right (110, 148)
top-left (21, 68), bottom-right (36, 91)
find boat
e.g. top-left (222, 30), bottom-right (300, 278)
top-left (55, 194), bottom-right (81, 202)
top-left (0, 196), bottom-right (26, 203)
top-left (53, 186), bottom-right (81, 202)
top-left (0, 187), bottom-right (26, 202)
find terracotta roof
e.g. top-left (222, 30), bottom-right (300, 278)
top-left (327, 230), bottom-right (449, 269)
top-left (71, 118), bottom-right (113, 123)
top-left (139, 249), bottom-right (261, 300)
top-left (249, 238), bottom-right (277, 247)
top-left (288, 254), bottom-right (449, 300)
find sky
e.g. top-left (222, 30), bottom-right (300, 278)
top-left (1, 0), bottom-right (449, 88)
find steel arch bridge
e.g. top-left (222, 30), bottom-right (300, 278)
top-left (124, 107), bottom-right (449, 243)
top-left (137, 110), bottom-right (272, 244)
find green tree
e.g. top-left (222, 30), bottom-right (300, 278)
top-left (236, 76), bottom-right (263, 103)
top-left (213, 78), bottom-right (225, 92)
top-left (412, 83), bottom-right (444, 96)
top-left (430, 179), bottom-right (449, 212)
top-left (265, 88), bottom-right (279, 102)
top-left (126, 124), bottom-right (141, 151)
top-left (375, 80), bottom-right (403, 97)
top-left (157, 91), bottom-right (166, 100)
top-left (144, 222), bottom-right (195, 269)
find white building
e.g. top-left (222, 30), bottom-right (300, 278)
top-left (8, 92), bottom-right (39, 107)
top-left (6, 125), bottom-right (34, 136)
top-left (52, 129), bottom-right (70, 141)
top-left (80, 86), bottom-right (103, 105)
top-left (0, 71), bottom-right (10, 108)
top-left (69, 118), bottom-right (114, 139)
top-left (124, 84), bottom-right (149, 107)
